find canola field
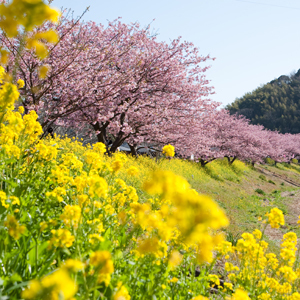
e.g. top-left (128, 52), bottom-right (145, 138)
top-left (1, 99), bottom-right (300, 299)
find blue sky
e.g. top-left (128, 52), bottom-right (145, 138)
top-left (51, 0), bottom-right (300, 107)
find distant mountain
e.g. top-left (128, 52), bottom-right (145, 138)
top-left (226, 70), bottom-right (300, 134)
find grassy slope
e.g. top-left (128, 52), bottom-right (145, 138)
top-left (116, 155), bottom-right (300, 251)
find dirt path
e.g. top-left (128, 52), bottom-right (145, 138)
top-left (283, 190), bottom-right (300, 227)
top-left (255, 166), bottom-right (300, 245)
top-left (263, 190), bottom-right (300, 245)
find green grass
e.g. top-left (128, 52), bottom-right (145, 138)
top-left (117, 157), bottom-right (299, 239)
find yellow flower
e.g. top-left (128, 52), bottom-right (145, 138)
top-left (289, 293), bottom-right (300, 300)
top-left (143, 170), bottom-right (189, 197)
top-left (111, 159), bottom-right (123, 172)
top-left (62, 259), bottom-right (84, 272)
top-left (22, 269), bottom-right (77, 300)
top-left (88, 175), bottom-right (108, 198)
top-left (18, 105), bottom-right (24, 114)
top-left (265, 207), bottom-right (284, 228)
top-left (169, 277), bottom-right (178, 283)
top-left (225, 262), bottom-right (239, 272)
top-left (168, 250), bottom-right (182, 269)
top-left (126, 166), bottom-right (139, 176)
top-left (0, 82), bottom-right (20, 110)
top-left (17, 79), bottom-right (24, 88)
top-left (89, 251), bottom-right (114, 274)
top-left (0, 0), bottom-right (60, 34)
top-left (252, 229), bottom-right (262, 239)
top-left (224, 282), bottom-right (233, 291)
top-left (40, 221), bottom-right (48, 232)
top-left (60, 205), bottom-right (81, 228)
top-left (77, 194), bottom-right (89, 207)
top-left (113, 282), bottom-right (131, 300)
top-left (48, 229), bottom-right (75, 249)
top-left (93, 142), bottom-right (106, 154)
top-left (0, 49), bottom-right (9, 64)
top-left (137, 237), bottom-right (160, 255)
top-left (46, 186), bottom-right (66, 202)
top-left (227, 288), bottom-right (250, 300)
top-left (258, 293), bottom-right (271, 300)
top-left (38, 64), bottom-right (50, 79)
top-left (89, 233), bottom-right (104, 244)
top-left (21, 280), bottom-right (42, 299)
top-left (10, 196), bottom-right (20, 205)
top-left (4, 215), bottom-right (26, 239)
top-left (162, 144), bottom-right (175, 157)
top-left (0, 190), bottom-right (9, 208)
top-left (191, 296), bottom-right (208, 300)
top-left (115, 178), bottom-right (127, 190)
top-left (208, 274), bottom-right (220, 287)
top-left (279, 266), bottom-right (297, 282)
top-left (33, 29), bottom-right (59, 43)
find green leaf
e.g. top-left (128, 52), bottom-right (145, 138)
top-left (10, 273), bottom-right (22, 282)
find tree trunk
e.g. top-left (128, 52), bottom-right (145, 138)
top-left (91, 121), bottom-right (108, 145)
top-left (199, 158), bottom-right (215, 167)
top-left (129, 144), bottom-right (138, 157)
top-left (199, 159), bottom-right (206, 167)
top-left (230, 156), bottom-right (237, 165)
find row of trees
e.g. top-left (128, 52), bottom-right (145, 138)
top-left (181, 109), bottom-right (300, 166)
top-left (1, 7), bottom-right (300, 165)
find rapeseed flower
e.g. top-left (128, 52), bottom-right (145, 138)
top-left (60, 205), bottom-right (81, 228)
top-left (162, 144), bottom-right (175, 157)
top-left (4, 215), bottom-right (26, 239)
top-left (48, 229), bottom-right (75, 249)
top-left (22, 269), bottom-right (77, 300)
top-left (228, 288), bottom-right (250, 300)
top-left (168, 250), bottom-right (182, 269)
top-left (265, 207), bottom-right (284, 228)
top-left (113, 282), bottom-right (131, 300)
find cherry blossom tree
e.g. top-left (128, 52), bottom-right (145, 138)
top-left (181, 110), bottom-right (274, 166)
top-left (2, 12), bottom-right (217, 154)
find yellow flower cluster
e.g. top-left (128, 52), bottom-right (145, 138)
top-left (265, 207), bottom-right (285, 228)
top-left (0, 0), bottom-right (60, 37)
top-left (48, 229), bottom-right (75, 249)
top-left (0, 67), bottom-right (19, 110)
top-left (4, 214), bottom-right (26, 239)
top-left (162, 144), bottom-right (175, 157)
top-left (215, 211), bottom-right (300, 300)
top-left (22, 268), bottom-right (77, 300)
top-left (113, 282), bottom-right (131, 300)
top-left (0, 0), bottom-right (60, 76)
top-left (140, 170), bottom-right (229, 262)
top-left (60, 205), bottom-right (81, 228)
top-left (90, 251), bottom-right (114, 285)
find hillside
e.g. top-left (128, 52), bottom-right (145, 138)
top-left (106, 153), bottom-right (300, 249)
top-left (226, 69), bottom-right (300, 133)
top-left (155, 159), bottom-right (300, 249)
